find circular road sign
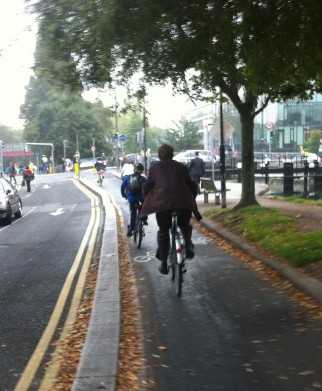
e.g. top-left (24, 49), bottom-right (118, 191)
top-left (119, 134), bottom-right (126, 141)
top-left (91, 146), bottom-right (96, 152)
top-left (266, 122), bottom-right (274, 130)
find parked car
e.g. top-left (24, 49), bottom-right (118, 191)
top-left (0, 178), bottom-right (22, 225)
top-left (173, 150), bottom-right (213, 166)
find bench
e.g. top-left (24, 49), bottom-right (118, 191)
top-left (200, 177), bottom-right (221, 204)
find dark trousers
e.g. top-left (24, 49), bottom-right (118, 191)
top-left (190, 175), bottom-right (201, 193)
top-left (128, 201), bottom-right (138, 231)
top-left (155, 209), bottom-right (192, 262)
top-left (26, 180), bottom-right (31, 192)
top-left (128, 200), bottom-right (145, 231)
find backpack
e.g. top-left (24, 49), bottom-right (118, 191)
top-left (128, 173), bottom-right (143, 195)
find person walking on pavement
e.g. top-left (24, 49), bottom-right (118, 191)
top-left (120, 159), bottom-right (134, 179)
top-left (189, 151), bottom-right (205, 194)
top-left (121, 163), bottom-right (148, 237)
top-left (23, 166), bottom-right (34, 192)
top-left (9, 161), bottom-right (17, 185)
top-left (141, 144), bottom-right (202, 275)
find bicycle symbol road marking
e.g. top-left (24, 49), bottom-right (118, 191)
top-left (133, 251), bottom-right (156, 263)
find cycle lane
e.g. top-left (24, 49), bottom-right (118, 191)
top-left (131, 213), bottom-right (322, 391)
top-left (72, 170), bottom-right (322, 391)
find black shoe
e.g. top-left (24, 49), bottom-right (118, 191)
top-left (158, 262), bottom-right (168, 275)
top-left (127, 230), bottom-right (133, 237)
top-left (185, 243), bottom-right (195, 259)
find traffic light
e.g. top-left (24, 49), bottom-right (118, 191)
top-left (1, 141), bottom-right (4, 149)
top-left (270, 131), bottom-right (275, 142)
top-left (114, 133), bottom-right (119, 140)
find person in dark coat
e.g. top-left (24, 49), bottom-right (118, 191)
top-left (141, 144), bottom-right (202, 275)
top-left (188, 151), bottom-right (205, 193)
top-left (23, 166), bottom-right (34, 192)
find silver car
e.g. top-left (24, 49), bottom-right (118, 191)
top-left (173, 150), bottom-right (213, 166)
top-left (0, 178), bottom-right (22, 225)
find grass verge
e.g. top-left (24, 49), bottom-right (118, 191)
top-left (203, 205), bottom-right (322, 268)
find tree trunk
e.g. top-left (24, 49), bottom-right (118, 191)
top-left (234, 109), bottom-right (259, 209)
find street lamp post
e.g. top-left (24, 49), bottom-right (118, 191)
top-left (219, 90), bottom-right (227, 208)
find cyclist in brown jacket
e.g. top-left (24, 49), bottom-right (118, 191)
top-left (141, 144), bottom-right (202, 274)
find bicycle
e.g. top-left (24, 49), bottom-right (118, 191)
top-left (132, 201), bottom-right (145, 249)
top-left (168, 212), bottom-right (187, 296)
top-left (97, 169), bottom-right (104, 186)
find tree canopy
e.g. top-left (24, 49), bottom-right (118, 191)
top-left (31, 0), bottom-right (322, 207)
top-left (21, 76), bottom-right (114, 160)
top-left (163, 118), bottom-right (203, 152)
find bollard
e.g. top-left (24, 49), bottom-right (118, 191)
top-left (283, 162), bottom-right (294, 196)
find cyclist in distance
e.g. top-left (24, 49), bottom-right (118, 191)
top-left (94, 157), bottom-right (106, 182)
top-left (121, 162), bottom-right (148, 237)
top-left (141, 144), bottom-right (202, 275)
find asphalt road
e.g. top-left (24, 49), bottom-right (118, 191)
top-left (0, 172), bottom-right (97, 391)
top-left (3, 169), bottom-right (322, 391)
top-left (100, 168), bottom-right (322, 391)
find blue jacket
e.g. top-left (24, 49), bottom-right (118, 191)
top-left (121, 173), bottom-right (147, 202)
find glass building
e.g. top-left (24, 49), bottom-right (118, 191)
top-left (275, 93), bottom-right (322, 152)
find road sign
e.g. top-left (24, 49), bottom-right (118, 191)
top-left (266, 122), bottom-right (274, 130)
top-left (119, 134), bottom-right (126, 142)
top-left (91, 146), bottom-right (96, 152)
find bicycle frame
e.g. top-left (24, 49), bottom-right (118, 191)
top-left (170, 213), bottom-right (184, 264)
top-left (169, 212), bottom-right (186, 296)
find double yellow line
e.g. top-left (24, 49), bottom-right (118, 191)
top-left (14, 180), bottom-right (101, 391)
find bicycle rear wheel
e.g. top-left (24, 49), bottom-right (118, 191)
top-left (175, 263), bottom-right (183, 296)
top-left (169, 235), bottom-right (176, 282)
top-left (137, 219), bottom-right (143, 249)
top-left (133, 219), bottom-right (138, 243)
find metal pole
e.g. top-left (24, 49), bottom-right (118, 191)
top-left (76, 133), bottom-right (80, 178)
top-left (219, 90), bottom-right (227, 208)
top-left (143, 96), bottom-right (147, 176)
top-left (92, 137), bottom-right (96, 160)
top-left (50, 144), bottom-right (54, 174)
top-left (114, 90), bottom-right (119, 170)
top-left (63, 140), bottom-right (66, 160)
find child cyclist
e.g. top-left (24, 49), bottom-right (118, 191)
top-left (121, 163), bottom-right (148, 237)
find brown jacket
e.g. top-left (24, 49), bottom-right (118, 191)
top-left (141, 159), bottom-right (202, 220)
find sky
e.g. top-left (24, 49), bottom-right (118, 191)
top-left (0, 1), bottom-right (37, 129)
top-left (0, 1), bottom-right (196, 130)
top-left (0, 2), bottom-right (276, 131)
